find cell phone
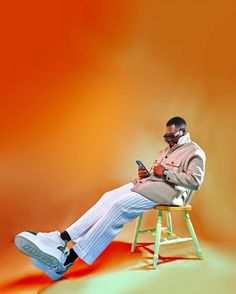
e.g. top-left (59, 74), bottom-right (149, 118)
top-left (136, 160), bottom-right (150, 176)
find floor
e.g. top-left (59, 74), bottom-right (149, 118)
top-left (1, 239), bottom-right (236, 294)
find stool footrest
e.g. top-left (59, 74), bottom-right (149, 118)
top-left (138, 228), bottom-right (192, 245)
top-left (139, 227), bottom-right (173, 234)
top-left (160, 237), bottom-right (193, 245)
top-left (138, 229), bottom-right (156, 234)
top-left (139, 227), bottom-right (178, 238)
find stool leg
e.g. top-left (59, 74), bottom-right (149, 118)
top-left (184, 211), bottom-right (203, 259)
top-left (131, 214), bottom-right (143, 252)
top-left (153, 210), bottom-right (163, 269)
top-left (166, 211), bottom-right (173, 239)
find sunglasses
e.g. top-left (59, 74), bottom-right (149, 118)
top-left (163, 128), bottom-right (184, 141)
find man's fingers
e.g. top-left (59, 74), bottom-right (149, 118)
top-left (139, 169), bottom-right (148, 174)
top-left (138, 169), bottom-right (149, 178)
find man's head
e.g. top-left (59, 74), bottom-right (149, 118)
top-left (164, 117), bottom-right (187, 147)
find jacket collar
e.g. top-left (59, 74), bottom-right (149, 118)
top-left (177, 132), bottom-right (191, 145)
top-left (167, 132), bottom-right (191, 153)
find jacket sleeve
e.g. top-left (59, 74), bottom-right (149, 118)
top-left (165, 152), bottom-right (206, 190)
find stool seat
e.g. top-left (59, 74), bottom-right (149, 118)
top-left (154, 205), bottom-right (192, 211)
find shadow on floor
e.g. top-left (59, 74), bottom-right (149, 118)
top-left (0, 241), bottom-right (199, 293)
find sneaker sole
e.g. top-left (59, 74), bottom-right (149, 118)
top-left (15, 232), bottom-right (59, 267)
top-left (31, 258), bottom-right (63, 280)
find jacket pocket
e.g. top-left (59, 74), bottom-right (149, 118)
top-left (165, 158), bottom-right (181, 171)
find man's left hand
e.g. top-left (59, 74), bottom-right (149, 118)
top-left (153, 164), bottom-right (165, 177)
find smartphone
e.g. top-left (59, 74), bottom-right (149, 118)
top-left (136, 160), bottom-right (150, 176)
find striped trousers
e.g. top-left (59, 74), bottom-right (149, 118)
top-left (66, 182), bottom-right (160, 265)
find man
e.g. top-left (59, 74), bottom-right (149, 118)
top-left (15, 117), bottom-right (206, 280)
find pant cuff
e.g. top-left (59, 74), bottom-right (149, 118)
top-left (73, 244), bottom-right (96, 265)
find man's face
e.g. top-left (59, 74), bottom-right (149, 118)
top-left (164, 124), bottom-right (184, 146)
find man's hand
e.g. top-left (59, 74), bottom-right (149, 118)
top-left (153, 164), bottom-right (165, 177)
top-left (138, 168), bottom-right (150, 179)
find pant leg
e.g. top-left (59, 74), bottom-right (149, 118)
top-left (66, 182), bottom-right (134, 241)
top-left (72, 190), bottom-right (159, 265)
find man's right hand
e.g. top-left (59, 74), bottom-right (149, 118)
top-left (138, 168), bottom-right (150, 179)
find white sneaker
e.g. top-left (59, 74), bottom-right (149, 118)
top-left (15, 231), bottom-right (67, 267)
top-left (31, 257), bottom-right (74, 280)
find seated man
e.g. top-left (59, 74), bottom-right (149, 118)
top-left (15, 116), bottom-right (206, 280)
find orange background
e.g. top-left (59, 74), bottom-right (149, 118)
top-left (1, 0), bottom-right (236, 280)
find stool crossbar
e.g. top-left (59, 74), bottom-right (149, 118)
top-left (131, 204), bottom-right (202, 269)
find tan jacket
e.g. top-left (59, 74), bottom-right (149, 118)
top-left (131, 133), bottom-right (206, 206)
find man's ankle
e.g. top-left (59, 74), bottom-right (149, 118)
top-left (60, 231), bottom-right (71, 242)
top-left (64, 248), bottom-right (78, 266)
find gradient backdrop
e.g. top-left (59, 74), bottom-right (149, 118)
top-left (0, 0), bottom-right (236, 288)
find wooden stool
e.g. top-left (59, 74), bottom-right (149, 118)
top-left (131, 205), bottom-right (202, 269)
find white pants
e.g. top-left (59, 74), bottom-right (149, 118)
top-left (66, 182), bottom-right (160, 265)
